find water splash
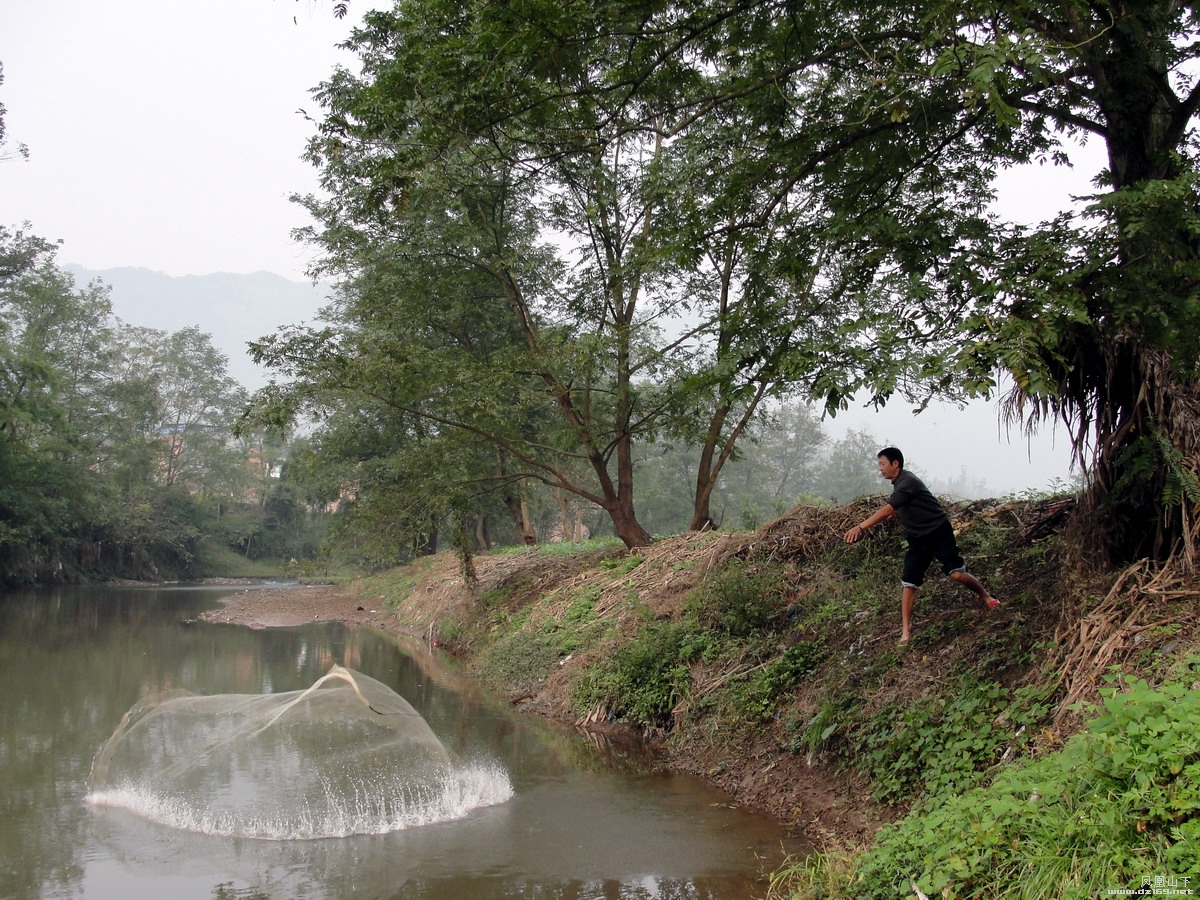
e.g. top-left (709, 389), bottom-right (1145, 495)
top-left (86, 665), bottom-right (512, 839)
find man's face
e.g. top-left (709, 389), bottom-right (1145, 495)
top-left (877, 455), bottom-right (901, 480)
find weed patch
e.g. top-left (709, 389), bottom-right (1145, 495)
top-left (783, 693), bottom-right (863, 760)
top-left (573, 620), bottom-right (705, 727)
top-left (687, 560), bottom-right (790, 637)
top-left (599, 555), bottom-right (643, 575)
top-left (734, 641), bottom-right (827, 722)
top-left (473, 611), bottom-right (562, 695)
top-left (788, 657), bottom-right (1200, 899)
top-left (854, 678), bottom-right (1051, 804)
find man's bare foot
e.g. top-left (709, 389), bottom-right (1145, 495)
top-left (984, 597), bottom-right (1001, 611)
top-left (898, 632), bottom-right (910, 645)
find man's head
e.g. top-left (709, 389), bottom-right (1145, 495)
top-left (877, 447), bottom-right (903, 480)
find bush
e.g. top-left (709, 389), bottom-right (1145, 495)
top-left (573, 621), bottom-right (705, 728)
top-left (846, 661), bottom-right (1200, 899)
top-left (687, 560), bottom-right (788, 637)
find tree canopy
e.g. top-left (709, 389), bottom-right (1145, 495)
top-left (0, 226), bottom-right (312, 582)
top-left (265, 0), bottom-right (1200, 561)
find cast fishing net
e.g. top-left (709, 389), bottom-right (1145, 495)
top-left (87, 665), bottom-right (511, 839)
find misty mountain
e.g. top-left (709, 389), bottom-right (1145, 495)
top-left (66, 265), bottom-right (333, 388)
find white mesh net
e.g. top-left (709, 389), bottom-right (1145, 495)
top-left (87, 665), bottom-right (511, 839)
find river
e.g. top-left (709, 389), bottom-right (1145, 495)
top-left (0, 583), bottom-right (805, 900)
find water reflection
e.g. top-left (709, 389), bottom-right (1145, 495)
top-left (0, 585), bottom-right (804, 899)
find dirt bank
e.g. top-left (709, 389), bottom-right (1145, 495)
top-left (200, 544), bottom-right (890, 843)
top-left (201, 494), bottom-right (1200, 889)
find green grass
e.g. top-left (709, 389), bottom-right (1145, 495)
top-left (195, 542), bottom-right (290, 579)
top-left (776, 657), bottom-right (1200, 899)
top-left (473, 609), bottom-right (561, 694)
top-left (349, 569), bottom-right (420, 607)
top-left (572, 619), bottom-right (701, 727)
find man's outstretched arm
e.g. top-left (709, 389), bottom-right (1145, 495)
top-left (844, 504), bottom-right (896, 543)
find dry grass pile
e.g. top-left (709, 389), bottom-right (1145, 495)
top-left (1040, 557), bottom-right (1200, 725)
top-left (747, 499), bottom-right (883, 563)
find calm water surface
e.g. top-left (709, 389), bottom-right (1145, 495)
top-left (0, 584), bottom-right (805, 900)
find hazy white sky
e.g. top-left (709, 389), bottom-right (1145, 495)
top-left (1, 0), bottom-right (389, 280)
top-left (0, 1), bottom-right (1104, 493)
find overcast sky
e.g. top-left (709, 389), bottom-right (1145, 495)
top-left (0, 0), bottom-right (387, 280)
top-left (0, 1), bottom-right (1104, 494)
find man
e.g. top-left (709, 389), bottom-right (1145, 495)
top-left (843, 447), bottom-right (1000, 644)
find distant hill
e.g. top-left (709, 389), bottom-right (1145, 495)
top-left (65, 266), bottom-right (333, 388)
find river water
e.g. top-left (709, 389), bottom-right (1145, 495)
top-left (0, 584), bottom-right (805, 900)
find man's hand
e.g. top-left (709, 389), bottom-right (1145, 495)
top-left (846, 505), bottom-right (894, 542)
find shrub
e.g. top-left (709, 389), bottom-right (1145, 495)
top-left (687, 560), bottom-right (788, 637)
top-left (572, 620), bottom-right (704, 728)
top-left (847, 661), bottom-right (1200, 899)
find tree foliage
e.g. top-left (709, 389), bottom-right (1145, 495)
top-left (0, 226), bottom-right (306, 583)
top-left (268, 0), bottom-right (1200, 563)
top-left (0, 63), bottom-right (29, 162)
top-left (268, 0), bottom-right (989, 548)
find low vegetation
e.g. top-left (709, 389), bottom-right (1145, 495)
top-left (348, 496), bottom-right (1199, 898)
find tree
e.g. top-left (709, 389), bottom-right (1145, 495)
top-left (0, 225), bottom-right (284, 581)
top-left (245, 222), bottom-right (557, 554)
top-left (293, 9), bottom-right (682, 547)
top-left (286, 0), bottom-right (1200, 564)
top-left (136, 325), bottom-right (248, 491)
top-left (642, 0), bottom-right (1200, 563)
top-left (284, 0), bottom-right (966, 549)
top-left (497, 0), bottom-right (1200, 566)
top-left (0, 226), bottom-right (111, 578)
top-left (813, 428), bottom-right (886, 505)
top-left (920, 2), bottom-right (1200, 565)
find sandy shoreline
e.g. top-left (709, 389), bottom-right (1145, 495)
top-left (198, 584), bottom-right (403, 632)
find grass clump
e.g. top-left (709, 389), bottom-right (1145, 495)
top-left (573, 620), bottom-right (710, 728)
top-left (473, 609), bottom-right (561, 694)
top-left (687, 559), bottom-right (789, 637)
top-left (734, 641), bottom-right (827, 722)
top-left (783, 693), bottom-right (863, 760)
top-left (547, 586), bottom-right (607, 656)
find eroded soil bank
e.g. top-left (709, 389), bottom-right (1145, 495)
top-left (200, 496), bottom-right (1198, 850)
top-left (201, 529), bottom-right (890, 840)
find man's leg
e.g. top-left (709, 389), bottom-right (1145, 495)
top-left (901, 538), bottom-right (932, 644)
top-left (948, 570), bottom-right (1000, 610)
top-left (900, 584), bottom-right (918, 643)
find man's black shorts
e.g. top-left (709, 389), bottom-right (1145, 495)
top-left (902, 520), bottom-right (965, 588)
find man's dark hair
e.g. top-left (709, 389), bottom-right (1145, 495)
top-left (878, 447), bottom-right (904, 468)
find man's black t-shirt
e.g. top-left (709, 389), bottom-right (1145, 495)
top-left (887, 469), bottom-right (949, 538)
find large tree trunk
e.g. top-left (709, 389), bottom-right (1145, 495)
top-left (606, 499), bottom-right (652, 548)
top-left (474, 513), bottom-right (491, 552)
top-left (1068, 337), bottom-right (1200, 567)
top-left (1049, 5), bottom-right (1200, 568)
top-left (499, 471), bottom-right (537, 546)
